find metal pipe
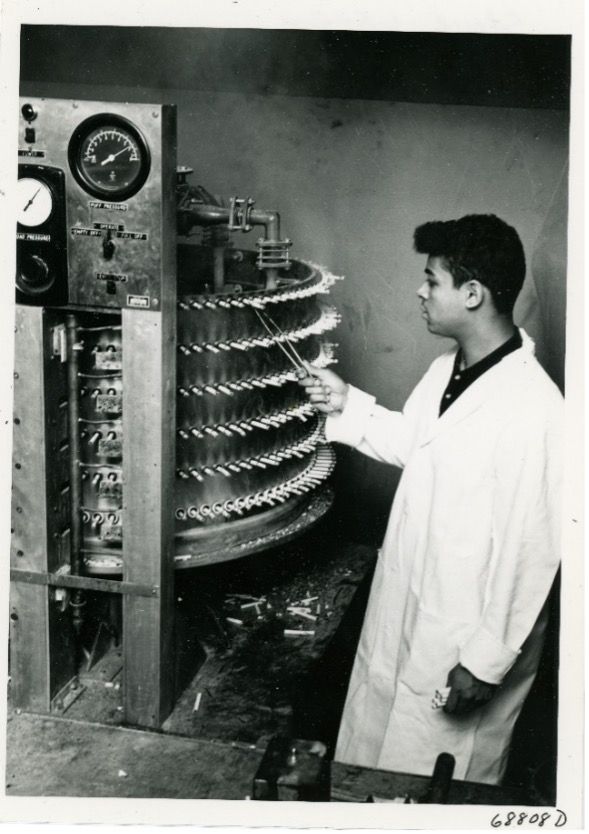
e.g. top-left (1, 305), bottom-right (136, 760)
top-left (250, 209), bottom-right (280, 241)
top-left (213, 246), bottom-right (225, 293)
top-left (186, 204), bottom-right (230, 225)
top-left (66, 313), bottom-right (85, 637)
top-left (181, 202), bottom-right (283, 289)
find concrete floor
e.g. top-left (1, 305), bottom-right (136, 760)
top-left (5, 520), bottom-right (558, 803)
top-left (6, 711), bottom-right (262, 798)
top-left (5, 530), bottom-right (376, 799)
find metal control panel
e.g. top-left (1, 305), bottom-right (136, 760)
top-left (17, 97), bottom-right (177, 309)
top-left (16, 163), bottom-right (68, 305)
top-left (10, 95), bottom-right (339, 730)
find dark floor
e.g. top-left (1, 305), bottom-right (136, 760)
top-left (5, 511), bottom-right (559, 803)
top-left (6, 712), bottom-right (263, 798)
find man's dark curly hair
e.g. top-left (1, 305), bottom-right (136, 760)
top-left (413, 214), bottom-right (525, 316)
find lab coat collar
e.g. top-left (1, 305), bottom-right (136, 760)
top-left (419, 327), bottom-right (535, 447)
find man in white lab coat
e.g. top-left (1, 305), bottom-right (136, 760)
top-left (300, 214), bottom-right (563, 785)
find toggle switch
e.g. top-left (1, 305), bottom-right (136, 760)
top-left (102, 230), bottom-right (115, 260)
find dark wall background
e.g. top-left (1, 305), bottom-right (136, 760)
top-left (20, 27), bottom-right (571, 539)
top-left (20, 27), bottom-right (571, 108)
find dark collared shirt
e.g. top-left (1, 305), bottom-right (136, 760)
top-left (439, 329), bottom-right (523, 416)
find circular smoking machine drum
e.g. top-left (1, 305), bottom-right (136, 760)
top-left (173, 245), bottom-right (342, 567)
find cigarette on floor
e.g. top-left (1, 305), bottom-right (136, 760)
top-left (291, 610), bottom-right (317, 622)
top-left (284, 629), bottom-right (315, 637)
top-left (193, 692), bottom-right (202, 712)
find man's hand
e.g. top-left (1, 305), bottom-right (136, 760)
top-left (443, 663), bottom-right (497, 716)
top-left (297, 364), bottom-right (349, 415)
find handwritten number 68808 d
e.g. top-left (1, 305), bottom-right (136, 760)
top-left (490, 810), bottom-right (567, 828)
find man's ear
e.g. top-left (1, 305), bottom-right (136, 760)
top-left (464, 280), bottom-right (484, 310)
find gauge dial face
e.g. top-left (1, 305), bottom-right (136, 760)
top-left (17, 177), bottom-right (53, 227)
top-left (68, 115), bottom-right (150, 200)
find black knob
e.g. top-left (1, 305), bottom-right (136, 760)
top-left (18, 254), bottom-right (52, 294)
top-left (21, 103), bottom-right (37, 123)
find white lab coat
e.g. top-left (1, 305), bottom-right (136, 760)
top-left (327, 330), bottom-right (562, 784)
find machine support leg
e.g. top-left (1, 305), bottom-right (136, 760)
top-left (122, 308), bottom-right (176, 728)
top-left (10, 306), bottom-right (76, 710)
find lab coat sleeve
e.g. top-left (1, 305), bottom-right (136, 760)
top-left (459, 402), bottom-right (563, 685)
top-left (325, 385), bottom-right (417, 468)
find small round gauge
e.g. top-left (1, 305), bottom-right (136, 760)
top-left (68, 113), bottom-right (151, 201)
top-left (17, 177), bottom-right (53, 227)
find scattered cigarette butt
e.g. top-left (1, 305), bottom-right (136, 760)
top-left (284, 629), bottom-right (315, 637)
top-left (114, 683), bottom-right (121, 690)
top-left (226, 617), bottom-right (244, 626)
top-left (431, 686), bottom-right (451, 709)
top-left (118, 769), bottom-right (127, 778)
top-left (116, 706), bottom-right (123, 711)
top-left (104, 681), bottom-right (114, 689)
top-left (193, 692), bottom-right (202, 712)
top-left (292, 610), bottom-right (317, 622)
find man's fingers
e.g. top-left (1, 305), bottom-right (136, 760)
top-left (443, 688), bottom-right (459, 714)
top-left (303, 363), bottom-right (328, 380)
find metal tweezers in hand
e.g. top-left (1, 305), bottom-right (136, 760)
top-left (253, 308), bottom-right (307, 375)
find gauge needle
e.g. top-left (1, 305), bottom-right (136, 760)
top-left (100, 146), bottom-right (131, 166)
top-left (22, 187), bottom-right (41, 212)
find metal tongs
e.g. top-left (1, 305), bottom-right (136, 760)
top-left (254, 308), bottom-right (307, 376)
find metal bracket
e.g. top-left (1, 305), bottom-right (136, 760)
top-left (228, 196), bottom-right (255, 232)
top-left (51, 676), bottom-right (85, 714)
top-left (10, 568), bottom-right (159, 598)
top-left (50, 324), bottom-right (67, 363)
top-left (256, 238), bottom-right (293, 270)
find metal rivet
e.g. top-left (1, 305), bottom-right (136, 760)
top-left (16, 550), bottom-right (23, 557)
top-left (14, 418), bottom-right (20, 425)
top-left (15, 463), bottom-right (21, 470)
top-left (13, 372), bottom-right (19, 379)
top-left (16, 507), bottom-right (22, 514)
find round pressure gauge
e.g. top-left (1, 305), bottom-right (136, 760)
top-left (68, 114), bottom-right (151, 201)
top-left (17, 177), bottom-right (53, 227)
